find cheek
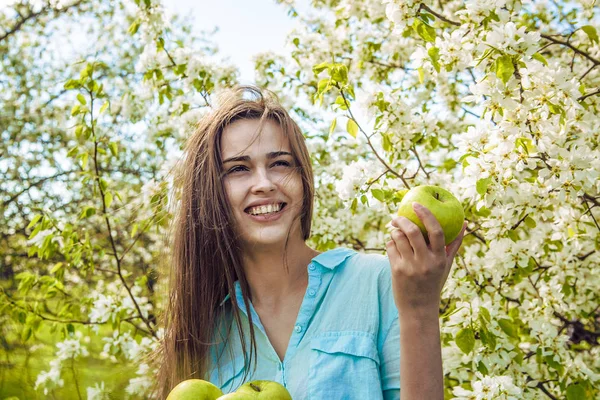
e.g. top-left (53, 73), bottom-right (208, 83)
top-left (223, 181), bottom-right (240, 207)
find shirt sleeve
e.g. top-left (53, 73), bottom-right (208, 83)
top-left (372, 254), bottom-right (400, 399)
top-left (380, 315), bottom-right (401, 400)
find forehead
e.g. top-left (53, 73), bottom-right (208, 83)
top-left (221, 119), bottom-right (290, 157)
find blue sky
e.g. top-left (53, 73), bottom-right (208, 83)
top-left (165, 0), bottom-right (308, 83)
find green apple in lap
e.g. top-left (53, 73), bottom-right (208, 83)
top-left (235, 380), bottom-right (292, 399)
top-left (166, 379), bottom-right (224, 400)
top-left (217, 392), bottom-right (255, 399)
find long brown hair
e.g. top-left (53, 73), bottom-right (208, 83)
top-left (148, 85), bottom-right (315, 399)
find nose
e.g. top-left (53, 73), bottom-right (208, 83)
top-left (250, 167), bottom-right (276, 193)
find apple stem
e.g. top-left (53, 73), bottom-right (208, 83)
top-left (435, 192), bottom-right (440, 200)
top-left (250, 383), bottom-right (261, 392)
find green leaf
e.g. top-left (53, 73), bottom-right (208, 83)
top-left (331, 64), bottom-right (348, 84)
top-left (77, 93), bottom-right (87, 105)
top-left (156, 36), bottom-right (165, 52)
top-left (350, 197), bottom-right (358, 214)
top-left (495, 55), bottom-right (514, 84)
top-left (131, 223), bottom-right (139, 239)
top-left (417, 67), bottom-right (425, 84)
top-left (64, 79), bottom-right (82, 90)
top-left (328, 118), bottom-right (336, 139)
top-left (80, 206), bottom-right (96, 219)
top-left (455, 328), bottom-right (475, 354)
top-left (479, 307), bottom-right (491, 323)
top-left (524, 216), bottom-right (536, 228)
top-left (99, 178), bottom-right (108, 192)
top-left (566, 383), bottom-right (587, 400)
top-left (382, 133), bottom-right (393, 152)
top-left (74, 125), bottom-right (83, 139)
top-left (109, 142), bottom-right (118, 157)
top-left (479, 328), bottom-right (497, 350)
top-left (544, 354), bottom-right (564, 374)
top-left (476, 177), bottom-right (493, 196)
top-left (50, 262), bottom-right (64, 274)
top-left (104, 192), bottom-right (113, 208)
top-left (532, 53), bottom-right (548, 66)
top-left (371, 189), bottom-right (385, 202)
top-left (334, 96), bottom-right (348, 110)
top-left (21, 327), bottom-right (33, 342)
top-left (413, 19), bottom-right (436, 42)
top-left (428, 47), bottom-right (441, 73)
top-left (498, 319), bottom-right (519, 339)
top-left (128, 19), bottom-right (140, 35)
top-left (67, 323), bottom-right (75, 336)
top-left (581, 25), bottom-right (599, 44)
top-left (547, 102), bottom-right (563, 115)
top-left (476, 360), bottom-right (489, 375)
top-left (346, 119), bottom-right (359, 138)
top-left (71, 104), bottom-right (81, 116)
top-left (312, 62), bottom-right (330, 75)
top-left (99, 101), bottom-right (109, 115)
top-left (80, 63), bottom-right (93, 80)
top-left (27, 214), bottom-right (42, 230)
top-left (79, 152), bottom-right (88, 169)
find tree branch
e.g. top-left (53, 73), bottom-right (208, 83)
top-left (338, 86), bottom-right (410, 188)
top-left (0, 0), bottom-right (86, 43)
top-left (540, 34), bottom-right (600, 66)
top-left (88, 87), bottom-right (158, 339)
top-left (419, 4), bottom-right (460, 26)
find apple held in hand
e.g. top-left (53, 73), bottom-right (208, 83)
top-left (166, 379), bottom-right (224, 400)
top-left (227, 380), bottom-right (292, 399)
top-left (396, 185), bottom-right (465, 245)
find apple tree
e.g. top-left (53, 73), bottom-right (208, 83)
top-left (254, 0), bottom-right (600, 399)
top-left (1, 0), bottom-right (237, 398)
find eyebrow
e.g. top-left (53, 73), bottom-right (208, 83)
top-left (222, 151), bottom-right (293, 164)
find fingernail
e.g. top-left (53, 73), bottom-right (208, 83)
top-left (413, 203), bottom-right (422, 210)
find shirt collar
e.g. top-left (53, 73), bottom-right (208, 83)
top-left (218, 247), bottom-right (355, 307)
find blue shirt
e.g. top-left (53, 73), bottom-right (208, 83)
top-left (209, 247), bottom-right (401, 399)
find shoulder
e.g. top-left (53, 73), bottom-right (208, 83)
top-left (321, 248), bottom-right (393, 300)
top-left (335, 249), bottom-right (392, 284)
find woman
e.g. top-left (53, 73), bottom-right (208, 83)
top-left (151, 85), bottom-right (467, 399)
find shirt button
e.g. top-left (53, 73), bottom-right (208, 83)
top-left (308, 289), bottom-right (316, 297)
top-left (294, 324), bottom-right (302, 333)
top-left (308, 264), bottom-right (316, 271)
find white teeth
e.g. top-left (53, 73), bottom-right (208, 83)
top-left (248, 203), bottom-right (283, 215)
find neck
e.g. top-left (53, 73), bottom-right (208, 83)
top-left (241, 239), bottom-right (320, 311)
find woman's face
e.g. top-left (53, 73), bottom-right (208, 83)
top-left (221, 118), bottom-right (304, 248)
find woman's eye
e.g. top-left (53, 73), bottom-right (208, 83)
top-left (228, 166), bottom-right (248, 174)
top-left (227, 161), bottom-right (290, 174)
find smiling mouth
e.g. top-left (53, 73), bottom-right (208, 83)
top-left (244, 202), bottom-right (287, 216)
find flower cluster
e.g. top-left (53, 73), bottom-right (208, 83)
top-left (34, 331), bottom-right (89, 396)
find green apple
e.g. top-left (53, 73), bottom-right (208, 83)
top-left (235, 380), bottom-right (292, 399)
top-left (166, 379), bottom-right (224, 400)
top-left (217, 393), bottom-right (254, 399)
top-left (396, 185), bottom-right (464, 245)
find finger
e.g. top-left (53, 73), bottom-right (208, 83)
top-left (445, 221), bottom-right (467, 258)
top-left (391, 228), bottom-right (413, 258)
top-left (412, 202), bottom-right (445, 255)
top-left (391, 216), bottom-right (427, 256)
top-left (386, 239), bottom-right (402, 266)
